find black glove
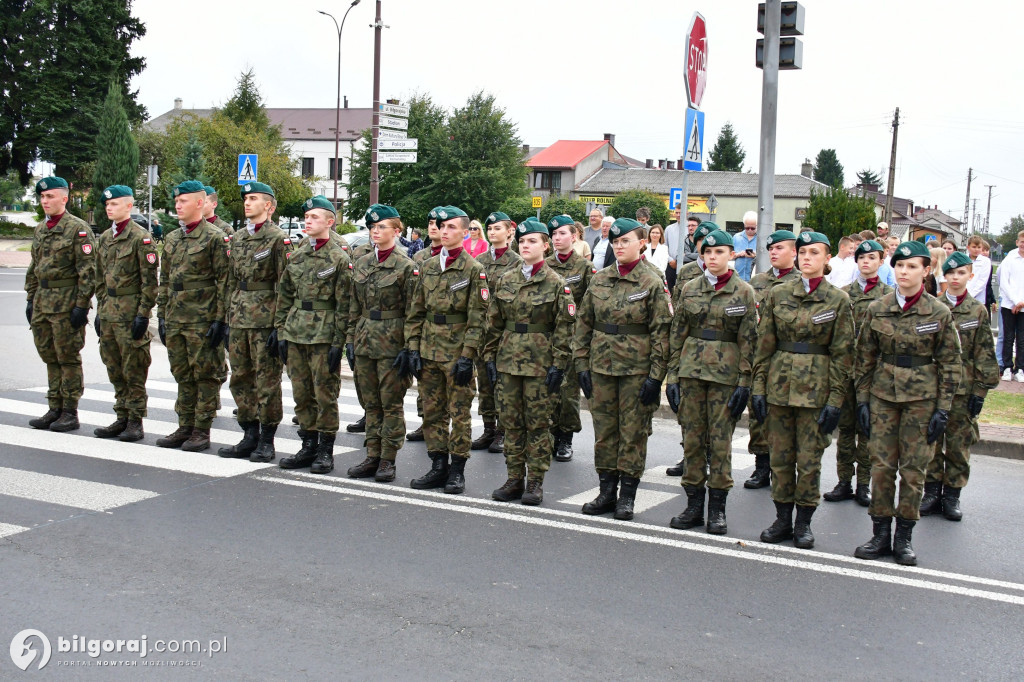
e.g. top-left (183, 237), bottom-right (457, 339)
top-left (392, 349), bottom-right (412, 378)
top-left (451, 356), bottom-right (474, 387)
top-left (817, 405), bottom-right (842, 434)
top-left (25, 301), bottom-right (32, 324)
top-left (727, 386), bottom-right (751, 420)
top-left (578, 370), bottom-right (593, 399)
top-left (638, 376), bottom-right (662, 406)
top-left (485, 361), bottom-right (498, 388)
top-left (278, 339), bottom-right (289, 364)
top-left (328, 346), bottom-right (343, 373)
top-left (131, 316), bottom-right (148, 340)
top-left (751, 395), bottom-right (768, 424)
top-left (967, 394), bottom-right (985, 419)
top-left (266, 330), bottom-right (279, 359)
top-left (94, 315), bottom-right (101, 336)
top-left (346, 343), bottom-right (356, 371)
top-left (408, 350), bottom-right (422, 379)
top-left (223, 325), bottom-right (230, 351)
top-left (206, 320), bottom-right (227, 348)
top-left (70, 306), bottom-right (89, 329)
top-left (666, 383), bottom-right (680, 413)
top-left (856, 402), bottom-right (871, 438)
top-left (927, 409), bottom-right (949, 445)
top-left (545, 366), bottom-right (564, 394)
top-left (158, 318), bottom-right (166, 345)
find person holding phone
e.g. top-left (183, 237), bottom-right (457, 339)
top-left (731, 211), bottom-right (758, 282)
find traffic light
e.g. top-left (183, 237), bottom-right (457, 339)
top-left (755, 37), bottom-right (804, 70)
top-left (757, 2), bottom-right (805, 36)
top-left (756, 2), bottom-right (804, 70)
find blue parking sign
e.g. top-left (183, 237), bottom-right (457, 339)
top-left (669, 188), bottom-right (684, 210)
top-left (237, 154), bottom-right (258, 185)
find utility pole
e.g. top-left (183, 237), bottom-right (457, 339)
top-left (971, 198), bottom-right (978, 236)
top-left (754, 0), bottom-right (781, 275)
top-left (963, 167), bottom-right (973, 227)
top-left (883, 107), bottom-right (899, 226)
top-left (369, 0), bottom-right (383, 205)
top-left (984, 185), bottom-right (995, 234)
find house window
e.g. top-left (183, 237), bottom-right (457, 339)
top-left (534, 171), bottom-right (561, 194)
top-left (328, 158), bottom-right (342, 181)
top-left (301, 157), bottom-right (315, 178)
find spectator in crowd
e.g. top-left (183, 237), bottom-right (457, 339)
top-left (966, 235), bottom-right (992, 306)
top-left (571, 222), bottom-right (592, 259)
top-left (859, 229), bottom-right (876, 241)
top-left (636, 207), bottom-right (651, 226)
top-left (584, 209), bottom-right (603, 253)
top-left (402, 228), bottom-right (424, 258)
top-left (593, 216), bottom-right (613, 269)
top-left (731, 211), bottom-right (758, 281)
top-left (983, 242), bottom-right (996, 318)
top-left (646, 224), bottom-right (669, 274)
top-left (465, 219), bottom-right (489, 258)
top-left (998, 230), bottom-right (1024, 382)
top-left (875, 236), bottom-right (898, 287)
top-left (826, 235), bottom-right (859, 288)
top-left (927, 246), bottom-right (947, 296)
top-left (663, 208), bottom-right (682, 291)
top-left (876, 222), bottom-right (890, 240)
top-left (941, 238), bottom-right (958, 258)
top-left (680, 214), bottom-right (701, 265)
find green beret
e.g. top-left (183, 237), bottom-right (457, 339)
top-left (516, 217), bottom-right (549, 237)
top-left (693, 221), bottom-right (716, 244)
top-left (35, 176), bottom-right (69, 193)
top-left (797, 231), bottom-right (831, 250)
top-left (609, 217), bottom-right (643, 239)
top-left (365, 203), bottom-right (400, 226)
top-left (485, 211), bottom-right (511, 226)
top-left (436, 206), bottom-right (468, 222)
top-left (429, 206), bottom-right (444, 220)
top-left (203, 185), bottom-right (217, 196)
top-left (854, 239), bottom-right (885, 261)
top-left (303, 195), bottom-right (336, 214)
top-left (890, 240), bottom-right (931, 266)
top-left (173, 180), bottom-right (206, 197)
top-left (942, 250), bottom-right (973, 274)
top-left (101, 185), bottom-right (133, 203)
top-left (240, 181), bottom-right (275, 198)
top-left (701, 229), bottom-right (734, 252)
top-left (765, 230), bottom-right (797, 247)
top-left (547, 214), bottom-right (574, 231)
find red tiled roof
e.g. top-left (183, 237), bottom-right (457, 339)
top-left (526, 140), bottom-right (607, 169)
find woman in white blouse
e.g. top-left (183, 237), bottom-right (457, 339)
top-left (646, 224), bottom-right (670, 274)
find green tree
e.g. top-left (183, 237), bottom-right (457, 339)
top-left (498, 196), bottom-right (535, 224)
top-left (813, 149), bottom-right (845, 189)
top-left (856, 168), bottom-right (882, 186)
top-left (539, 195), bottom-right (588, 225)
top-left (607, 189), bottom-right (670, 228)
top-left (997, 215), bottom-right (1024, 255)
top-left (170, 129), bottom-right (209, 188)
top-left (220, 68), bottom-right (270, 130)
top-left (801, 186), bottom-right (877, 248)
top-left (0, 170), bottom-right (27, 207)
top-left (706, 122), bottom-right (746, 172)
top-left (90, 82), bottom-right (139, 216)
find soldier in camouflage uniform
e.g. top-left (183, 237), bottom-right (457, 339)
top-left (751, 231), bottom-right (855, 550)
top-left (155, 181), bottom-right (230, 452)
top-left (546, 214), bottom-right (595, 462)
top-left (203, 185), bottom-right (235, 235)
top-left (854, 240), bottom-right (962, 566)
top-left (666, 230), bottom-right (758, 534)
top-left (921, 251), bottom-right (999, 521)
top-left (217, 182), bottom-right (292, 462)
top-left (345, 204), bottom-right (418, 482)
top-left (742, 230), bottom-right (800, 488)
top-left (574, 218), bottom-right (672, 521)
top-left (484, 218), bottom-right (575, 505)
top-left (405, 205), bottom-right (489, 495)
top-left (275, 195), bottom-right (352, 474)
top-left (25, 176), bottom-right (97, 432)
top-left (344, 230), bottom-right (376, 435)
top-left (471, 211), bottom-right (522, 453)
top-left (92, 185), bottom-right (157, 442)
top-left (406, 208), bottom-right (446, 442)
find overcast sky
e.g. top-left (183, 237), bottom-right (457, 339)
top-left (131, 0), bottom-right (1023, 232)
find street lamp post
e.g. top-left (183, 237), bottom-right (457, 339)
top-left (320, 0), bottom-right (361, 212)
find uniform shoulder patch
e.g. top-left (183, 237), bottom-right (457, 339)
top-left (591, 268), bottom-right (598, 274)
top-left (479, 272), bottom-right (487, 279)
top-left (81, 243), bottom-right (92, 255)
top-left (142, 237), bottom-right (151, 245)
top-left (283, 238), bottom-right (291, 245)
top-left (481, 287), bottom-right (489, 301)
top-left (223, 236), bottom-right (231, 242)
top-left (568, 303), bottom-right (576, 317)
top-left (564, 286), bottom-right (571, 295)
top-left (412, 269), bottom-right (420, 276)
top-left (78, 230), bottom-right (88, 237)
top-left (348, 263), bottom-right (354, 269)
top-left (146, 252), bottom-right (157, 264)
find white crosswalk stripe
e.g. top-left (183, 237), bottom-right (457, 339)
top-left (0, 465), bottom-right (159, 511)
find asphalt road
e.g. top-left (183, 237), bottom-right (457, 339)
top-left (1, 270), bottom-right (1022, 679)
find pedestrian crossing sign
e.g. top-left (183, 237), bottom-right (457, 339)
top-left (237, 154), bottom-right (258, 185)
top-left (683, 108), bottom-right (705, 171)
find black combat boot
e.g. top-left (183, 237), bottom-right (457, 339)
top-left (554, 432), bottom-right (574, 462)
top-left (374, 459), bottom-right (396, 483)
top-left (310, 433), bottom-right (335, 474)
top-left (182, 427), bottom-right (211, 452)
top-left (29, 407), bottom-right (62, 430)
top-left (855, 483), bottom-right (871, 507)
top-left (744, 453), bottom-right (771, 489)
top-left (348, 456), bottom-right (381, 478)
top-left (793, 505), bottom-right (816, 549)
top-left (470, 423), bottom-right (497, 450)
top-left (666, 458), bottom-right (685, 476)
top-left (49, 409), bottom-right (80, 432)
top-left (118, 419), bottom-right (145, 442)
top-left (919, 481), bottom-right (942, 516)
top-left (279, 431), bottom-right (319, 469)
top-left (218, 421), bottom-right (259, 458)
top-left (94, 417), bottom-right (128, 438)
top-left (522, 479), bottom-right (544, 506)
top-left (669, 485), bottom-right (706, 530)
top-left (823, 479), bottom-right (854, 502)
top-left (444, 455), bottom-right (468, 494)
top-left (854, 516), bottom-right (893, 560)
top-left (893, 517), bottom-right (917, 566)
top-left (488, 430), bottom-right (505, 454)
top-left (614, 476), bottom-right (640, 521)
top-left (706, 489), bottom-right (728, 535)
top-left (941, 486), bottom-right (963, 521)
top-left (346, 415), bottom-right (366, 433)
top-left (292, 415), bottom-right (300, 425)
top-left (250, 424), bottom-right (277, 462)
top-left (406, 425), bottom-right (424, 441)
top-left (582, 471), bottom-right (619, 515)
top-left (156, 425), bottom-right (193, 448)
top-left (760, 501), bottom-right (795, 543)
top-left (492, 477), bottom-right (525, 502)
top-left (411, 451), bottom-right (449, 489)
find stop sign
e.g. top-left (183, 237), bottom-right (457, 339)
top-left (685, 12), bottom-right (708, 109)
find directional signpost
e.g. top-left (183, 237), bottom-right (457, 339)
top-left (377, 138), bottom-right (418, 151)
top-left (377, 152), bottom-right (417, 163)
top-left (377, 102), bottom-right (415, 168)
top-left (378, 128), bottom-right (407, 141)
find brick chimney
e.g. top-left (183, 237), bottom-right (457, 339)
top-left (603, 133), bottom-right (616, 147)
top-left (800, 158), bottom-right (812, 178)
top-left (645, 159), bottom-right (653, 169)
top-left (174, 98), bottom-right (183, 110)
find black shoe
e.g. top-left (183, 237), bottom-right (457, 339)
top-left (250, 424), bottom-right (277, 462)
top-left (49, 409), bottom-right (80, 432)
top-left (793, 505), bottom-right (816, 549)
top-left (346, 415), bottom-right (366, 433)
top-left (218, 421), bottom-right (259, 458)
top-left (855, 483), bottom-right (871, 507)
top-left (919, 481), bottom-right (942, 516)
top-left (348, 456), bottom-right (381, 478)
top-left (760, 501), bottom-right (794, 543)
top-left (669, 485), bottom-right (706, 529)
top-left (893, 517), bottom-right (917, 566)
top-left (492, 477), bottom-right (525, 502)
top-left (232, 408), bottom-right (238, 416)
top-left (582, 471), bottom-right (619, 515)
top-left (666, 458), bottom-right (685, 476)
top-left (522, 480), bottom-right (543, 506)
top-left (29, 407), bottom-right (62, 430)
top-left (614, 476), bottom-right (640, 521)
top-left (941, 486), bottom-right (963, 521)
top-left (292, 415), bottom-right (299, 425)
top-left (156, 425), bottom-right (193, 448)
top-left (553, 432), bottom-right (574, 462)
top-left (444, 455), bottom-right (468, 494)
top-left (744, 453), bottom-right (771, 489)
top-left (471, 423), bottom-right (497, 450)
top-left (118, 419), bottom-right (145, 442)
top-left (706, 489), bottom-right (728, 535)
top-left (94, 417), bottom-right (128, 438)
top-left (411, 451), bottom-right (449, 489)
top-left (854, 516), bottom-right (893, 560)
top-left (310, 433), bottom-right (335, 474)
top-left (488, 430), bottom-right (505, 454)
top-left (374, 460), bottom-right (396, 483)
top-left (823, 480), bottom-right (854, 502)
top-left (279, 431), bottom-right (319, 469)
top-left (406, 425), bottom-right (424, 441)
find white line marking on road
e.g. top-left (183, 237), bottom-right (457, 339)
top-left (0, 465), bottom-right (158, 511)
top-left (557, 486), bottom-right (677, 514)
top-left (0, 522), bottom-right (31, 538)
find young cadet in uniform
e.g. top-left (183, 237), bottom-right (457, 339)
top-left (405, 205), bottom-right (489, 494)
top-left (471, 211), bottom-right (522, 453)
top-left (742, 230), bottom-right (801, 488)
top-left (665, 230), bottom-right (757, 534)
top-left (275, 196), bottom-right (352, 473)
top-left (155, 181), bottom-right (229, 451)
top-left (546, 214), bottom-right (595, 462)
top-left (92, 185), bottom-right (157, 442)
top-left (345, 204), bottom-right (418, 482)
top-left (203, 186), bottom-right (235, 235)
top-left (25, 176), bottom-right (97, 432)
top-left (574, 218), bottom-right (672, 520)
top-left (485, 218), bottom-right (575, 504)
top-left (217, 182), bottom-right (291, 462)
top-left (825, 239), bottom-right (892, 505)
top-left (751, 231), bottom-right (855, 549)
top-left (920, 251), bottom-right (998, 520)
top-left (406, 208), bottom-right (445, 442)
top-left (344, 228), bottom-right (377, 437)
top-left (854, 241), bottom-right (962, 565)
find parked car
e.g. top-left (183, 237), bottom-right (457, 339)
top-left (130, 213), bottom-right (150, 230)
top-left (342, 229), bottom-right (370, 249)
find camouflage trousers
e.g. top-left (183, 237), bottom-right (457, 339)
top-left (355, 355), bottom-right (412, 461)
top-left (496, 373), bottom-right (556, 480)
top-left (228, 327), bottom-right (283, 426)
top-left (767, 404), bottom-right (830, 507)
top-left (836, 380), bottom-right (871, 485)
top-left (98, 319), bottom-right (151, 420)
top-left (31, 312), bottom-right (86, 410)
top-left (475, 357), bottom-right (497, 425)
top-left (929, 393), bottom-right (978, 489)
top-left (680, 379), bottom-right (736, 490)
top-left (747, 413), bottom-right (769, 455)
top-left (868, 396), bottom-right (932, 521)
top-left (590, 372), bottom-right (656, 479)
top-left (166, 326), bottom-right (227, 428)
top-left (286, 343), bottom-right (340, 435)
top-left (552, 373), bottom-right (583, 434)
top-left (420, 359), bottom-right (475, 458)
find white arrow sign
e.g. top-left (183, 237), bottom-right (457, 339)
top-left (377, 138), bottom-right (418, 151)
top-left (379, 115), bottom-right (408, 131)
top-left (379, 103), bottom-right (410, 117)
top-left (378, 129), bottom-right (407, 140)
top-left (377, 151), bottom-right (417, 163)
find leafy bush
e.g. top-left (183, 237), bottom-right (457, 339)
top-left (608, 189), bottom-right (670, 227)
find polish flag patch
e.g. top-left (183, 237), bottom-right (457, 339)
top-left (78, 231), bottom-right (88, 237)
top-left (81, 244), bottom-right (92, 254)
top-left (223, 236), bottom-right (231, 242)
top-left (283, 238), bottom-right (291, 245)
top-left (479, 272), bottom-right (487, 279)
top-left (143, 237), bottom-right (151, 245)
top-left (564, 286), bottom-right (571, 295)
top-left (146, 252), bottom-right (157, 264)
top-left (412, 269), bottom-right (419, 276)
top-left (568, 303), bottom-right (576, 316)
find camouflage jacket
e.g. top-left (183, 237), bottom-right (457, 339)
top-left (546, 249), bottom-right (594, 304)
top-left (25, 212), bottom-right (96, 314)
top-left (225, 221), bottom-right (293, 329)
top-left (750, 267), bottom-right (802, 316)
top-left (352, 241), bottom-right (373, 262)
top-left (95, 221), bottom-right (158, 322)
top-left (275, 239), bottom-right (352, 346)
top-left (482, 263), bottom-right (575, 377)
top-left (842, 278), bottom-right (893, 337)
top-left (667, 272), bottom-right (758, 388)
top-left (855, 292), bottom-right (962, 409)
top-left (413, 245), bottom-right (441, 267)
top-left (752, 278), bottom-right (855, 409)
top-left (406, 249), bottom-right (488, 362)
top-left (573, 262), bottom-right (673, 379)
top-left (671, 258), bottom-right (705, 310)
top-left (210, 216), bottom-right (234, 236)
top-left (347, 248), bottom-right (418, 359)
top-left (477, 246), bottom-right (522, 284)
top-left (941, 293), bottom-right (999, 399)
top-left (156, 221), bottom-right (230, 327)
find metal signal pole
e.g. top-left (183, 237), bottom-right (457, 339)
top-left (369, 0), bottom-right (382, 205)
